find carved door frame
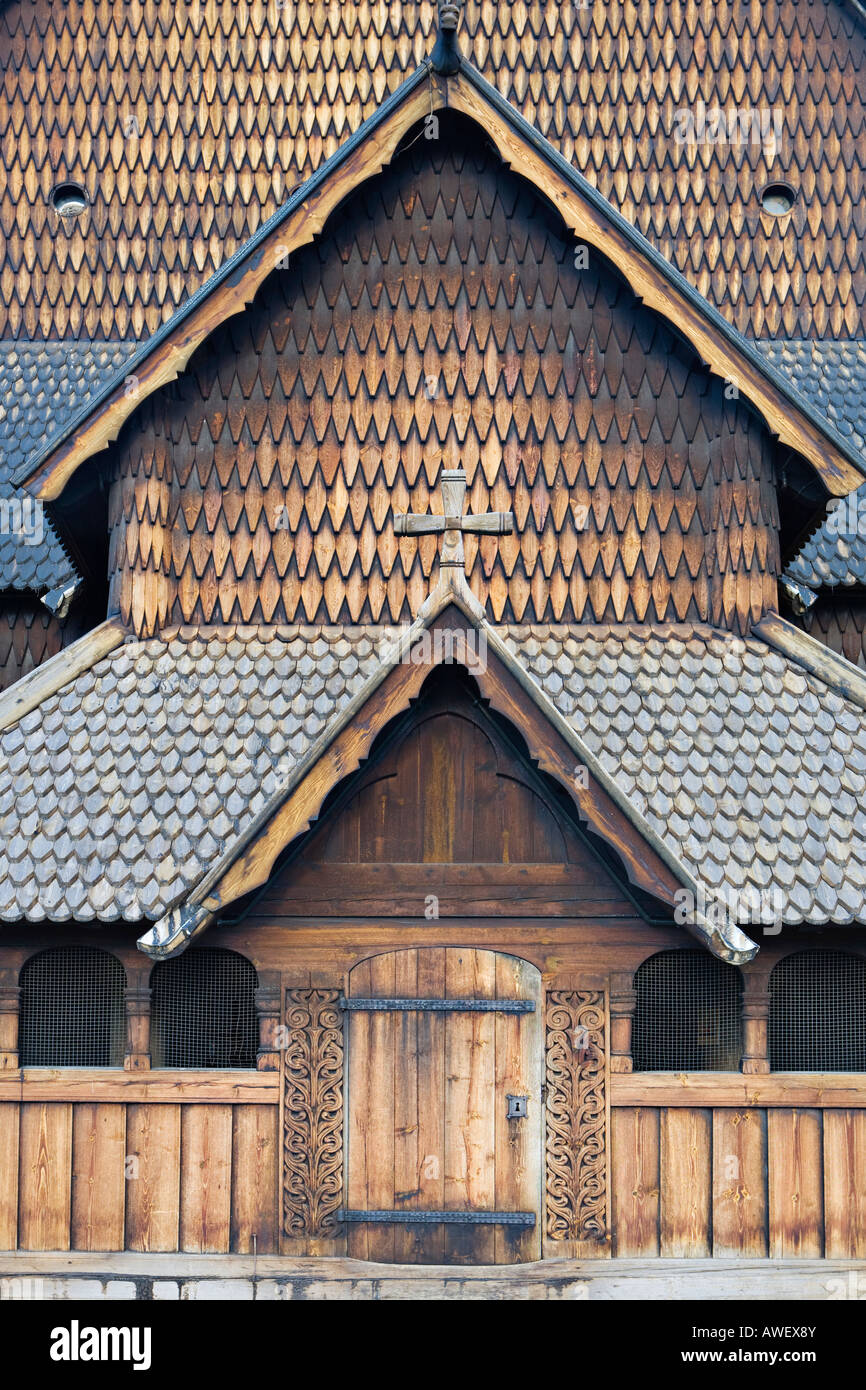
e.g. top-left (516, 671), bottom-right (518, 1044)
top-left (278, 965), bottom-right (610, 1261)
top-left (341, 947), bottom-right (543, 1266)
top-left (543, 977), bottom-right (611, 1258)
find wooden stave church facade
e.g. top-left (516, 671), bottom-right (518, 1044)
top-left (5, 0), bottom-right (866, 687)
top-left (2, 26), bottom-right (866, 1270)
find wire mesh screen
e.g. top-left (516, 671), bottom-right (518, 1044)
top-left (19, 947), bottom-right (126, 1067)
top-left (632, 949), bottom-right (743, 1071)
top-left (151, 948), bottom-right (258, 1069)
top-left (769, 951), bottom-right (866, 1071)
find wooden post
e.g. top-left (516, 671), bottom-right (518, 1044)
top-left (609, 971), bottom-right (636, 1074)
top-left (741, 969), bottom-right (771, 1075)
top-left (0, 969), bottom-right (20, 1071)
top-left (124, 980), bottom-right (151, 1071)
top-left (256, 972), bottom-right (281, 1072)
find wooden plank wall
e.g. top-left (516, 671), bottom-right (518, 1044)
top-left (5, 1098), bottom-right (865, 1258)
top-left (611, 1107), bottom-right (866, 1258)
top-left (2, 1101), bottom-right (278, 1253)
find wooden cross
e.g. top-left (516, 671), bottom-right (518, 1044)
top-left (394, 467), bottom-right (513, 573)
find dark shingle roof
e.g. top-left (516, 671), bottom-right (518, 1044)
top-left (786, 489), bottom-right (866, 590)
top-left (756, 341), bottom-right (866, 459)
top-left (0, 340), bottom-right (137, 592)
top-left (1, 623), bottom-right (866, 926)
top-left (754, 341), bottom-right (866, 592)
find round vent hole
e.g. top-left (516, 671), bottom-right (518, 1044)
top-left (51, 182), bottom-right (89, 217)
top-left (760, 183), bottom-right (796, 217)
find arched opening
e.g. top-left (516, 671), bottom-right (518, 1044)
top-left (769, 950), bottom-right (866, 1072)
top-left (19, 946), bottom-right (125, 1067)
top-left (150, 947), bottom-right (258, 1069)
top-left (632, 949), bottom-right (743, 1072)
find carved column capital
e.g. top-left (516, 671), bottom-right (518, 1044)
top-left (256, 972), bottom-right (282, 1072)
top-left (609, 970), bottom-right (637, 1074)
top-left (0, 976), bottom-right (20, 1071)
top-left (740, 969), bottom-right (771, 1074)
top-left (124, 984), bottom-right (151, 1071)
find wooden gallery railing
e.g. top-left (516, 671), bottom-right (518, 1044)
top-left (607, 971), bottom-right (866, 1260)
top-left (1, 964), bottom-right (864, 1259)
top-left (0, 967), bottom-right (281, 1255)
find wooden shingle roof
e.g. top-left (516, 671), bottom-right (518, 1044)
top-left (0, 339), bottom-right (136, 591)
top-left (2, 618), bottom-right (866, 945)
top-left (1, 0), bottom-right (865, 340)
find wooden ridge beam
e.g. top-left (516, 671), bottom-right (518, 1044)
top-left (754, 611), bottom-right (866, 713)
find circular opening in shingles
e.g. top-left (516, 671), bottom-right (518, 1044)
top-left (760, 182), bottom-right (796, 217)
top-left (50, 182), bottom-right (89, 217)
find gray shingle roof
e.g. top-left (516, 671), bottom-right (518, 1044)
top-left (756, 340), bottom-right (866, 592)
top-left (1, 622), bottom-right (865, 928)
top-left (0, 340), bottom-right (137, 592)
top-left (0, 626), bottom-right (383, 920)
top-left (504, 624), bottom-right (866, 926)
top-left (785, 483), bottom-right (866, 591)
top-left (755, 341), bottom-right (866, 461)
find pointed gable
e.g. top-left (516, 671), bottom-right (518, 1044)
top-left (258, 664), bottom-right (642, 921)
top-left (88, 114), bottom-right (786, 636)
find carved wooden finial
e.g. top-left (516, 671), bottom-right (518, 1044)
top-left (394, 465), bottom-right (513, 578)
top-left (431, 1), bottom-right (463, 73)
top-left (438, 1), bottom-right (462, 29)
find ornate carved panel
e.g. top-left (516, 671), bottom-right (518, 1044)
top-left (282, 989), bottom-right (344, 1240)
top-left (545, 989), bottom-right (607, 1242)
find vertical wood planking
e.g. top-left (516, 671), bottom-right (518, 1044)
top-left (346, 956), bottom-right (372, 1260)
top-left (444, 948), bottom-right (496, 1263)
top-left (611, 1107), bottom-right (660, 1256)
top-left (349, 953), bottom-right (397, 1262)
top-left (179, 1105), bottom-right (233, 1253)
top-left (366, 952), bottom-right (397, 1263)
top-left (493, 954), bottom-right (541, 1263)
top-left (767, 1109), bottom-right (823, 1258)
top-left (824, 1109), bottom-right (866, 1257)
top-left (392, 949), bottom-right (422, 1264)
top-left (712, 1108), bottom-right (768, 1256)
top-left (71, 1104), bottom-right (126, 1251)
top-left (414, 948), bottom-right (446, 1264)
top-left (659, 1109), bottom-right (711, 1257)
top-left (231, 1105), bottom-right (278, 1255)
top-left (0, 1103), bottom-right (19, 1249)
top-left (18, 1103), bottom-right (72, 1250)
top-left (126, 1105), bottom-right (180, 1252)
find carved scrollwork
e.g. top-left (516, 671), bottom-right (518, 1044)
top-left (283, 989), bottom-right (344, 1239)
top-left (545, 990), bottom-right (607, 1241)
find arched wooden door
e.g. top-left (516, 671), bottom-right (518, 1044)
top-left (342, 948), bottom-right (542, 1264)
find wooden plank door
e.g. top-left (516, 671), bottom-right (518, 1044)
top-left (345, 948), bottom-right (542, 1265)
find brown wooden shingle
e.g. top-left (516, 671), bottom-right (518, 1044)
top-left (1, 0), bottom-right (865, 339)
top-left (106, 121), bottom-right (781, 634)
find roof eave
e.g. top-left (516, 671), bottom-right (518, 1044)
top-left (137, 575), bottom-right (758, 965)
